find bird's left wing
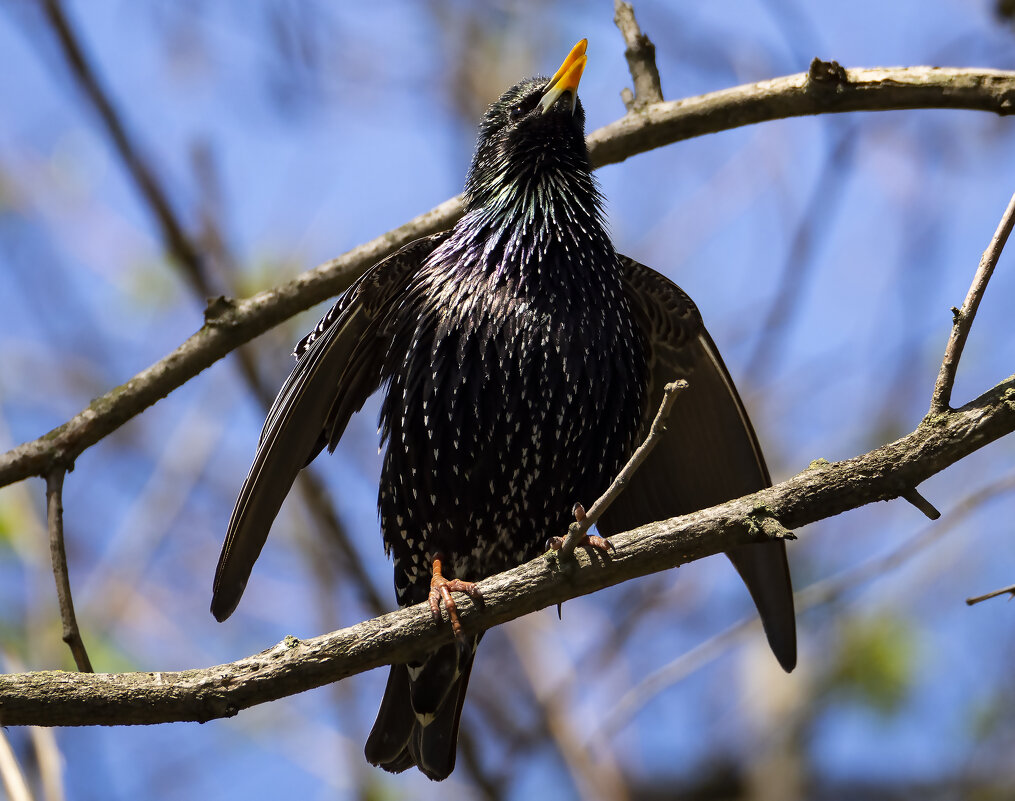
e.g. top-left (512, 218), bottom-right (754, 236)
top-left (597, 255), bottom-right (796, 671)
top-left (211, 233), bottom-right (449, 621)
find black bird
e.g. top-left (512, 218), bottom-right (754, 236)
top-left (211, 39), bottom-right (795, 781)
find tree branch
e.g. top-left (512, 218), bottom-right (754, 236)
top-left (931, 188), bottom-right (1015, 413)
top-left (613, 0), bottom-right (663, 110)
top-left (1, 66), bottom-right (1013, 489)
top-left (554, 379), bottom-right (686, 557)
top-left (2, 374), bottom-right (1013, 727)
top-left (966, 583), bottom-right (1015, 605)
top-left (586, 64), bottom-right (1015, 168)
top-left (44, 469), bottom-right (92, 673)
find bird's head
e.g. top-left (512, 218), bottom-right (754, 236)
top-left (464, 39), bottom-right (594, 213)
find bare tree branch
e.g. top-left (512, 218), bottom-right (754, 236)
top-left (1, 374), bottom-right (1012, 727)
top-left (553, 380), bottom-right (686, 557)
top-left (44, 469), bottom-right (92, 673)
top-left (613, 0), bottom-right (663, 110)
top-left (1, 66), bottom-right (1013, 490)
top-left (900, 487), bottom-right (941, 520)
top-left (585, 65), bottom-right (1015, 168)
top-left (931, 188), bottom-right (1015, 413)
top-left (966, 584), bottom-right (1015, 606)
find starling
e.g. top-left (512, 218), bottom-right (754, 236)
top-left (211, 39), bottom-right (796, 781)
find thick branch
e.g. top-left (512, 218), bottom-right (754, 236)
top-left (2, 66), bottom-right (1014, 489)
top-left (2, 375), bottom-right (1012, 727)
top-left (586, 65), bottom-right (1015, 167)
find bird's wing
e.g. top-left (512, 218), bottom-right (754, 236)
top-left (597, 255), bottom-right (796, 671)
top-left (211, 233), bottom-right (449, 621)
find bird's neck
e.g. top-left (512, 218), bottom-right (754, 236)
top-left (459, 161), bottom-right (613, 283)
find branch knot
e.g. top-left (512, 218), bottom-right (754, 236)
top-left (808, 58), bottom-right (849, 88)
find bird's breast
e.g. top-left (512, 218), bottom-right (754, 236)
top-left (378, 241), bottom-right (645, 580)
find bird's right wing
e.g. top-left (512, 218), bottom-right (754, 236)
top-left (211, 233), bottom-right (448, 621)
top-left (598, 256), bottom-right (796, 672)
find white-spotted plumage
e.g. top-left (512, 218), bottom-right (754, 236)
top-left (212, 59), bottom-right (794, 783)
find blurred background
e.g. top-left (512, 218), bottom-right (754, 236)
top-left (2, 1), bottom-right (1015, 799)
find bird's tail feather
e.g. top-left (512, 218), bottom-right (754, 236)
top-left (365, 638), bottom-right (478, 781)
top-left (726, 541), bottom-right (797, 672)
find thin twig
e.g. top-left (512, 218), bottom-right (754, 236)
top-left (557, 380), bottom-right (687, 557)
top-left (931, 188), bottom-right (1015, 413)
top-left (44, 469), bottom-right (92, 672)
top-left (613, 0), bottom-right (663, 110)
top-left (901, 487), bottom-right (941, 520)
top-left (966, 583), bottom-right (1015, 606)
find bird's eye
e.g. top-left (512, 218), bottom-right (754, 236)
top-left (509, 105), bottom-right (525, 121)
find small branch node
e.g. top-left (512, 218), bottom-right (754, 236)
top-left (204, 295), bottom-right (236, 323)
top-left (807, 58), bottom-right (849, 87)
top-left (613, 0), bottom-right (664, 110)
top-left (747, 509), bottom-right (794, 542)
top-left (901, 487), bottom-right (941, 520)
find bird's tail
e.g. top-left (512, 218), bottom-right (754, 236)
top-left (364, 636), bottom-right (478, 781)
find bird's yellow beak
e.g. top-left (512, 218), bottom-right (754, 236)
top-left (539, 39), bottom-right (588, 115)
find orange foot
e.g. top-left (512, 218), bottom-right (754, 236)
top-left (428, 554), bottom-right (483, 639)
top-left (546, 503), bottom-right (616, 555)
top-left (546, 533), bottom-right (615, 554)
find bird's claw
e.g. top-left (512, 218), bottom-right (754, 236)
top-left (546, 533), bottom-right (615, 554)
top-left (428, 555), bottom-right (482, 639)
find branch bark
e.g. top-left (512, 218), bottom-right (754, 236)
top-left (1, 66), bottom-right (1014, 489)
top-left (2, 374), bottom-right (1012, 727)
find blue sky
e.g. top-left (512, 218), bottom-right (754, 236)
top-left (2, 1), bottom-right (1015, 799)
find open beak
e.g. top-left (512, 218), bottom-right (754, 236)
top-left (538, 39), bottom-right (588, 115)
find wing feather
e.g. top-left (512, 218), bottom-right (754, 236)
top-left (598, 256), bottom-right (796, 671)
top-left (210, 233), bottom-right (448, 621)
